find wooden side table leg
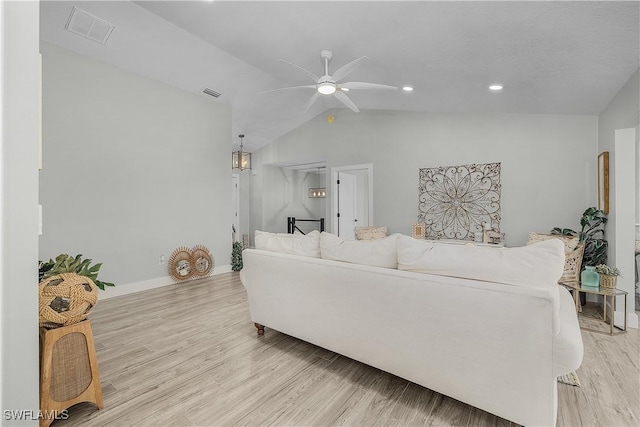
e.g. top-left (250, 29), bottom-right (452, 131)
top-left (254, 323), bottom-right (265, 336)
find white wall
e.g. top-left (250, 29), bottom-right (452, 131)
top-left (251, 110), bottom-right (598, 247)
top-left (598, 68), bottom-right (640, 320)
top-left (39, 42), bottom-right (232, 289)
top-left (258, 167), bottom-right (325, 234)
top-left (1, 1), bottom-right (40, 424)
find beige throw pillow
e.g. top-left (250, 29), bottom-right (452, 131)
top-left (354, 226), bottom-right (388, 241)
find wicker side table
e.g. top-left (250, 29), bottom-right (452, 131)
top-left (39, 320), bottom-right (103, 427)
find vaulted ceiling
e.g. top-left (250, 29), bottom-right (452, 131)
top-left (40, 1), bottom-right (640, 152)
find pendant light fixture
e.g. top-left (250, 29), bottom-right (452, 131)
top-left (232, 134), bottom-right (251, 171)
top-left (308, 167), bottom-right (326, 198)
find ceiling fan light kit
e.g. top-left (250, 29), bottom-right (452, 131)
top-left (266, 50), bottom-right (397, 113)
top-left (317, 82), bottom-right (336, 95)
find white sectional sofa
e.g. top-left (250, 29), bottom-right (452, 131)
top-left (240, 231), bottom-right (583, 426)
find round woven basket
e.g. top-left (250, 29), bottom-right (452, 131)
top-left (38, 273), bottom-right (98, 327)
top-left (599, 274), bottom-right (617, 290)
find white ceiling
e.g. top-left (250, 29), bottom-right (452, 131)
top-left (40, 1), bottom-right (640, 152)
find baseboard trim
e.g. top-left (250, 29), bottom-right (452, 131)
top-left (100, 264), bottom-right (232, 300)
top-left (614, 311), bottom-right (639, 329)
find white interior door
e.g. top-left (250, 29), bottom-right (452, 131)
top-left (231, 174), bottom-right (239, 242)
top-left (337, 172), bottom-right (357, 239)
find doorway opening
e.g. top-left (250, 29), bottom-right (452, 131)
top-left (331, 164), bottom-right (373, 238)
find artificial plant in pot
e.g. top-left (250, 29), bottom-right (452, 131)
top-left (39, 254), bottom-right (115, 290)
top-left (595, 264), bottom-right (621, 290)
top-left (231, 242), bottom-right (244, 272)
top-left (551, 207), bottom-right (608, 267)
top-left (552, 207), bottom-right (608, 303)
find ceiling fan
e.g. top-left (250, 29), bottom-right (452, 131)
top-left (262, 50), bottom-right (397, 113)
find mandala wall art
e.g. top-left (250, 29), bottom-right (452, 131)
top-left (418, 162), bottom-right (501, 240)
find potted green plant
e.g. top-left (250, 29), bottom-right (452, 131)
top-left (39, 254), bottom-right (115, 290)
top-left (231, 242), bottom-right (244, 272)
top-left (595, 264), bottom-right (621, 290)
top-left (552, 207), bottom-right (608, 303)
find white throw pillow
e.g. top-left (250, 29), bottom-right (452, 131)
top-left (320, 232), bottom-right (399, 269)
top-left (396, 235), bottom-right (565, 288)
top-left (254, 230), bottom-right (321, 258)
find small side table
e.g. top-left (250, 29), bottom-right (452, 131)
top-left (560, 281), bottom-right (627, 335)
top-left (40, 320), bottom-right (103, 427)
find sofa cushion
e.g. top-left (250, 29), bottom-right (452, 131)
top-left (320, 232), bottom-right (399, 268)
top-left (355, 226), bottom-right (388, 241)
top-left (553, 286), bottom-right (584, 377)
top-left (254, 230), bottom-right (321, 258)
top-left (396, 235), bottom-right (565, 288)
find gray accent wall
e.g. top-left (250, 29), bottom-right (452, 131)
top-left (250, 110), bottom-right (598, 247)
top-left (40, 42), bottom-right (231, 287)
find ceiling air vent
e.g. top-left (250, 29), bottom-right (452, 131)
top-left (202, 88), bottom-right (222, 98)
top-left (65, 7), bottom-right (115, 45)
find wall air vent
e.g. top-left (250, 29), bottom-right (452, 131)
top-left (202, 88), bottom-right (222, 98)
top-left (65, 7), bottom-right (115, 45)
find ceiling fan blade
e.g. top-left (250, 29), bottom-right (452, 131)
top-left (277, 59), bottom-right (320, 82)
top-left (259, 85), bottom-right (316, 94)
top-left (332, 56), bottom-right (368, 82)
top-left (333, 91), bottom-right (359, 113)
top-left (303, 92), bottom-right (322, 114)
top-left (340, 82), bottom-right (398, 90)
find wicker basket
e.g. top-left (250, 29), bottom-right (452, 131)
top-left (599, 274), bottom-right (617, 290)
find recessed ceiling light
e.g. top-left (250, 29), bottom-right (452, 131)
top-left (402, 86), bottom-right (414, 92)
top-left (489, 84), bottom-right (503, 91)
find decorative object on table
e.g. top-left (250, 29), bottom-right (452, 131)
top-left (232, 134), bottom-right (252, 171)
top-left (527, 233), bottom-right (585, 283)
top-left (418, 162), bottom-right (501, 240)
top-left (411, 223), bottom-right (425, 239)
top-left (231, 241), bottom-right (244, 271)
top-left (595, 264), bottom-right (620, 290)
top-left (580, 266), bottom-right (600, 289)
top-left (40, 320), bottom-right (103, 427)
top-left (38, 273), bottom-right (98, 328)
top-left (39, 254), bottom-right (115, 291)
top-left (242, 233), bottom-right (249, 248)
top-left (597, 151), bottom-right (609, 214)
top-left (483, 228), bottom-right (504, 245)
top-left (191, 245), bottom-right (214, 277)
top-left (168, 247), bottom-right (194, 281)
top-left (355, 226), bottom-right (388, 240)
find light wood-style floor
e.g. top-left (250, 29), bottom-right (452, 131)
top-left (55, 273), bottom-right (639, 427)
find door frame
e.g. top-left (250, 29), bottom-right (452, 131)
top-left (231, 174), bottom-right (240, 242)
top-left (331, 164), bottom-right (373, 235)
